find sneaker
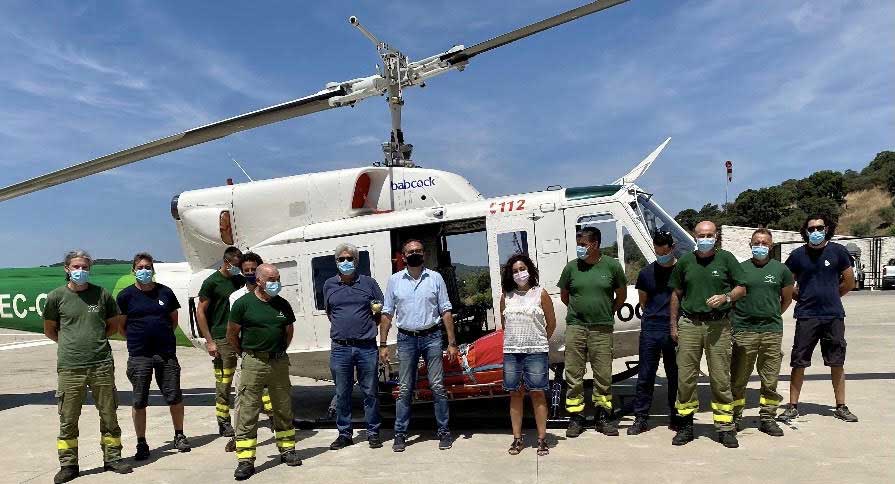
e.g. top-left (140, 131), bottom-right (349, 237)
top-left (368, 435), bottom-right (383, 449)
top-left (438, 433), bottom-right (453, 450)
top-left (219, 420), bottom-right (235, 438)
top-left (759, 419), bottom-right (784, 437)
top-left (280, 449), bottom-right (303, 467)
top-left (54, 466), bottom-right (79, 484)
top-left (565, 415), bottom-right (586, 438)
top-left (777, 405), bottom-right (799, 422)
top-left (392, 434), bottom-right (407, 453)
top-left (718, 430), bottom-right (739, 448)
top-left (833, 405), bottom-right (859, 422)
top-left (174, 434), bottom-right (192, 452)
top-left (103, 460), bottom-right (133, 474)
top-left (671, 423), bottom-right (694, 446)
top-left (234, 461), bottom-right (255, 480)
top-left (134, 441), bottom-right (150, 461)
top-left (627, 416), bottom-right (649, 435)
top-left (225, 437), bottom-right (236, 452)
top-left (329, 435), bottom-right (354, 450)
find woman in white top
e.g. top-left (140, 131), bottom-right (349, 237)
top-left (499, 253), bottom-right (556, 456)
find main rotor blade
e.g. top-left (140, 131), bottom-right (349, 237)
top-left (441, 0), bottom-right (630, 65)
top-left (0, 86), bottom-right (346, 202)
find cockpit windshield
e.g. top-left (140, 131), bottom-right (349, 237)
top-left (637, 194), bottom-right (695, 257)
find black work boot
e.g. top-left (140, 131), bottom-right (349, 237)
top-left (594, 408), bottom-right (619, 436)
top-left (718, 430), bottom-right (739, 448)
top-left (759, 419), bottom-right (784, 437)
top-left (671, 416), bottom-right (694, 446)
top-left (627, 415), bottom-right (649, 435)
top-left (234, 461), bottom-right (255, 480)
top-left (668, 414), bottom-right (682, 431)
top-left (565, 414), bottom-right (586, 438)
top-left (219, 420), bottom-right (235, 437)
top-left (103, 460), bottom-right (133, 474)
top-left (734, 414), bottom-right (744, 432)
top-left (280, 450), bottom-right (302, 466)
top-left (54, 466), bottom-right (79, 484)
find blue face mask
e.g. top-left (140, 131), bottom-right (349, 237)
top-left (337, 260), bottom-right (356, 275)
top-left (576, 245), bottom-right (589, 260)
top-left (135, 269), bottom-right (153, 284)
top-left (227, 264), bottom-right (241, 277)
top-left (656, 253), bottom-right (674, 265)
top-left (751, 246), bottom-right (770, 260)
top-left (264, 281), bottom-right (282, 297)
top-left (696, 237), bottom-right (716, 254)
top-left (808, 230), bottom-right (826, 246)
top-left (244, 273), bottom-right (257, 285)
top-left (69, 269), bottom-right (89, 285)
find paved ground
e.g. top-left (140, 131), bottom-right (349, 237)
top-left (1, 291), bottom-right (893, 483)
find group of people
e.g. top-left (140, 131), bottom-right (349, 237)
top-left (41, 213), bottom-right (859, 483)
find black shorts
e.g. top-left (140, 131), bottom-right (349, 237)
top-left (127, 354), bottom-right (183, 409)
top-left (790, 318), bottom-right (846, 368)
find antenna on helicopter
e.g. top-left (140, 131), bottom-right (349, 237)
top-left (349, 15), bottom-right (415, 168)
top-left (228, 153), bottom-right (255, 182)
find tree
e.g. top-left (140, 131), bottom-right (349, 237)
top-left (887, 168), bottom-right (895, 196)
top-left (878, 206), bottom-right (895, 226)
top-left (777, 209), bottom-right (808, 232)
top-left (731, 187), bottom-right (788, 227)
top-left (797, 196), bottom-right (841, 220)
top-left (851, 221), bottom-right (872, 237)
top-left (675, 208), bottom-right (700, 232)
top-left (798, 170), bottom-right (845, 205)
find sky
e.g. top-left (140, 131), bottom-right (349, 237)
top-left (0, 0), bottom-right (892, 268)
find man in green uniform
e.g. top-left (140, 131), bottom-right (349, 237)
top-left (228, 264), bottom-right (302, 480)
top-left (730, 229), bottom-right (793, 437)
top-left (559, 226), bottom-right (627, 438)
top-left (43, 250), bottom-right (132, 483)
top-left (669, 221), bottom-right (746, 448)
top-left (196, 246), bottom-right (245, 439)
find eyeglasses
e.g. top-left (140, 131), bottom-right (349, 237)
top-left (807, 225), bottom-right (826, 233)
top-left (337, 256), bottom-right (354, 262)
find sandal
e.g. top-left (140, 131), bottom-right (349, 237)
top-left (536, 438), bottom-right (549, 456)
top-left (507, 437), bottom-right (525, 455)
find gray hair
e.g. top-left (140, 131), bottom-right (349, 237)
top-left (64, 249), bottom-right (92, 267)
top-left (334, 243), bottom-right (359, 261)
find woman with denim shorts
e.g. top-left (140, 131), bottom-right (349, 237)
top-left (500, 253), bottom-right (556, 455)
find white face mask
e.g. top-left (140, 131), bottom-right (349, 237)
top-left (512, 270), bottom-right (530, 286)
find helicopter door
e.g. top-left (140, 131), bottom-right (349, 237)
top-left (486, 212), bottom-right (536, 328)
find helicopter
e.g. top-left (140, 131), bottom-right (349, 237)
top-left (0, 0), bottom-right (697, 412)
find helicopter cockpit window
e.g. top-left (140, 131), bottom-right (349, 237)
top-left (637, 195), bottom-right (696, 257)
top-left (311, 251), bottom-right (371, 311)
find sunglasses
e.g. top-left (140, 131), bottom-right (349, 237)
top-left (807, 225), bottom-right (826, 233)
top-left (405, 249), bottom-right (424, 255)
top-left (337, 256), bottom-right (354, 262)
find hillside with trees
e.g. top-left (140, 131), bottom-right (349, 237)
top-left (674, 151), bottom-right (895, 236)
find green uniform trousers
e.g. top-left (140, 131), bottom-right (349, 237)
top-left (234, 352), bottom-right (296, 462)
top-left (731, 331), bottom-right (783, 421)
top-left (213, 338), bottom-right (239, 423)
top-left (56, 361), bottom-right (122, 466)
top-left (564, 325), bottom-right (614, 413)
top-left (675, 316), bottom-right (735, 432)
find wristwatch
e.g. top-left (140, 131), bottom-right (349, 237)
top-left (448, 342), bottom-right (458, 348)
top-left (724, 293), bottom-right (732, 304)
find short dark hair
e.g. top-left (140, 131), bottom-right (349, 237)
top-left (751, 228), bottom-right (773, 242)
top-left (240, 252), bottom-right (263, 268)
top-left (501, 253), bottom-right (540, 293)
top-left (800, 214), bottom-right (836, 243)
top-left (401, 239), bottom-right (423, 253)
top-left (652, 231), bottom-right (675, 248)
top-left (577, 226), bottom-right (601, 246)
top-left (132, 252), bottom-right (154, 270)
top-left (223, 246), bottom-right (243, 262)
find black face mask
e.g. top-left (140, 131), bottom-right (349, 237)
top-left (405, 253), bottom-right (424, 268)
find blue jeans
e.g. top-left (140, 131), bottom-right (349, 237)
top-left (330, 341), bottom-right (381, 438)
top-left (394, 330), bottom-right (450, 437)
top-left (633, 329), bottom-right (679, 417)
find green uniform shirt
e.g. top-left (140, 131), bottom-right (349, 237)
top-left (669, 249), bottom-right (746, 315)
top-left (732, 259), bottom-right (794, 332)
top-left (199, 271), bottom-right (245, 340)
top-left (230, 292), bottom-right (296, 352)
top-left (43, 283), bottom-right (120, 369)
top-left (558, 256), bottom-right (627, 327)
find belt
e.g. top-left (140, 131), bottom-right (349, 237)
top-left (331, 338), bottom-right (377, 347)
top-left (244, 350), bottom-right (287, 359)
top-left (682, 311), bottom-right (728, 322)
top-left (398, 325), bottom-right (442, 337)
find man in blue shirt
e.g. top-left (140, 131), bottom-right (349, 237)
top-left (117, 252), bottom-right (191, 460)
top-left (628, 232), bottom-right (680, 435)
top-left (324, 242), bottom-right (385, 450)
top-left (780, 214), bottom-right (858, 423)
top-left (380, 239), bottom-right (459, 452)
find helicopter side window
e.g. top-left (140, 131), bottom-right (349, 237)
top-left (637, 195), bottom-right (696, 257)
top-left (311, 251), bottom-right (371, 310)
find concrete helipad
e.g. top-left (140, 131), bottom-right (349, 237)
top-left (1, 292), bottom-right (892, 483)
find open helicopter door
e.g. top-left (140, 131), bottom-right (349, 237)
top-left (486, 210), bottom-right (537, 327)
